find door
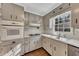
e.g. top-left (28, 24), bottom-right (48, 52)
top-left (53, 40), bottom-right (68, 56)
top-left (14, 4), bottom-right (24, 22)
top-left (2, 3), bottom-right (14, 21)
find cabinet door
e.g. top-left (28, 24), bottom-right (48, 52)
top-left (2, 3), bottom-right (14, 21)
top-left (71, 4), bottom-right (79, 28)
top-left (45, 38), bottom-right (52, 55)
top-left (24, 38), bottom-right (30, 53)
top-left (53, 40), bottom-right (68, 56)
top-left (42, 37), bottom-right (47, 50)
top-left (29, 13), bottom-right (41, 24)
top-left (42, 37), bottom-right (52, 55)
top-left (29, 13), bottom-right (36, 24)
top-left (68, 45), bottom-right (79, 56)
top-left (24, 12), bottom-right (29, 26)
top-left (29, 37), bottom-right (36, 51)
top-left (35, 36), bottom-right (42, 49)
top-left (57, 3), bottom-right (71, 13)
top-left (14, 4), bottom-right (24, 22)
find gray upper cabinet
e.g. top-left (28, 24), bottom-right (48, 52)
top-left (52, 3), bottom-right (71, 17)
top-left (14, 4), bottom-right (24, 22)
top-left (57, 3), bottom-right (71, 13)
top-left (2, 3), bottom-right (14, 21)
top-left (29, 13), bottom-right (41, 24)
top-left (1, 3), bottom-right (24, 22)
top-left (71, 4), bottom-right (79, 28)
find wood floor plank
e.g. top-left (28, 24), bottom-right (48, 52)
top-left (23, 48), bottom-right (50, 56)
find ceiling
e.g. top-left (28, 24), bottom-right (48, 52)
top-left (16, 3), bottom-right (61, 16)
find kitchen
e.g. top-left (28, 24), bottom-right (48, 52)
top-left (0, 3), bottom-right (79, 56)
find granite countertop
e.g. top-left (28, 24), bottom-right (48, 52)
top-left (42, 34), bottom-right (79, 48)
top-left (0, 39), bottom-right (23, 56)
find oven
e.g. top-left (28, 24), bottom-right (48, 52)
top-left (0, 20), bottom-right (24, 41)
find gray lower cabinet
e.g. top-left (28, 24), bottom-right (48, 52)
top-left (29, 13), bottom-right (42, 24)
top-left (29, 36), bottom-right (42, 51)
top-left (68, 45), bottom-right (79, 56)
top-left (52, 40), bottom-right (68, 56)
top-left (42, 37), bottom-right (52, 55)
top-left (42, 36), bottom-right (68, 56)
top-left (13, 4), bottom-right (24, 22)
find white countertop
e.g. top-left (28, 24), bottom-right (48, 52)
top-left (0, 39), bottom-right (23, 56)
top-left (42, 34), bottom-right (79, 48)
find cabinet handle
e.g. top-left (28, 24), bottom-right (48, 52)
top-left (65, 51), bottom-right (66, 55)
top-left (16, 16), bottom-right (17, 19)
top-left (69, 3), bottom-right (70, 6)
top-left (59, 7), bottom-right (63, 10)
top-left (53, 11), bottom-right (55, 13)
top-left (50, 44), bottom-right (51, 47)
top-left (10, 15), bottom-right (12, 19)
top-left (76, 18), bottom-right (78, 24)
top-left (54, 47), bottom-right (56, 51)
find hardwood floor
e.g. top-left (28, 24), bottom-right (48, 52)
top-left (23, 48), bottom-right (50, 56)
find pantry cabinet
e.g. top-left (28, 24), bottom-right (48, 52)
top-left (1, 3), bottom-right (24, 22)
